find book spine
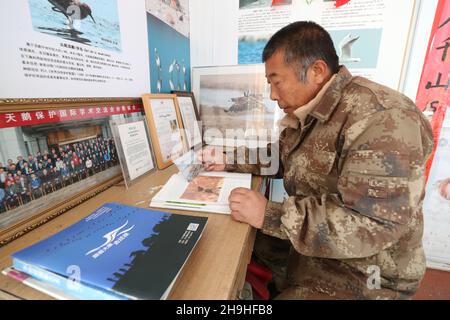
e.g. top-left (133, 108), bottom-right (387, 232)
top-left (3, 267), bottom-right (75, 300)
top-left (12, 259), bottom-right (124, 300)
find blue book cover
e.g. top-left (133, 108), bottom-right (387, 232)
top-left (11, 260), bottom-right (125, 300)
top-left (12, 203), bottom-right (208, 299)
top-left (3, 266), bottom-right (120, 300)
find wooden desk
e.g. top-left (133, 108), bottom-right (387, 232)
top-left (0, 166), bottom-right (259, 300)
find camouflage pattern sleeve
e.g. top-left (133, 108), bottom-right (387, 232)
top-left (224, 141), bottom-right (283, 177)
top-left (224, 145), bottom-right (262, 175)
top-left (262, 108), bottom-right (434, 259)
top-left (262, 201), bottom-right (287, 239)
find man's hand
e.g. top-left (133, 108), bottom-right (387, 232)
top-left (197, 146), bottom-right (226, 171)
top-left (228, 187), bottom-right (268, 229)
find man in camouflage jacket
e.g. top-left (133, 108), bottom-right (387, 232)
top-left (202, 21), bottom-right (434, 299)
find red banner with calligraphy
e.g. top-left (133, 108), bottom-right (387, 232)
top-left (415, 0), bottom-right (450, 179)
top-left (0, 104), bottom-right (144, 129)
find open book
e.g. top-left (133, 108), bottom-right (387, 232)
top-left (150, 171), bottom-right (252, 214)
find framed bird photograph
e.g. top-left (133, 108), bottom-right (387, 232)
top-left (141, 94), bottom-right (187, 170)
top-left (192, 64), bottom-right (283, 148)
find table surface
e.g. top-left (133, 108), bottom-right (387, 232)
top-left (0, 166), bottom-right (259, 300)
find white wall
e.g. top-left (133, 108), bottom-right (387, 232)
top-left (402, 0), bottom-right (439, 100)
top-left (190, 0), bottom-right (238, 68)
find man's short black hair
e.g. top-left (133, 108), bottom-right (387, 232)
top-left (262, 21), bottom-right (339, 82)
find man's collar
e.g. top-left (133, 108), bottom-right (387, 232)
top-left (278, 66), bottom-right (353, 129)
top-left (278, 114), bottom-right (300, 129)
top-left (293, 72), bottom-right (337, 127)
top-left (310, 66), bottom-right (353, 123)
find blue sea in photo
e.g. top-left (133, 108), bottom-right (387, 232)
top-left (28, 0), bottom-right (122, 53)
top-left (238, 39), bottom-right (268, 64)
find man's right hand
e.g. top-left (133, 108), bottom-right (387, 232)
top-left (197, 146), bottom-right (226, 171)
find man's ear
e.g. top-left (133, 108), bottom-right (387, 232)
top-left (310, 60), bottom-right (331, 85)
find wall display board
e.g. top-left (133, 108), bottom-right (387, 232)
top-left (0, 98), bottom-right (143, 247)
top-left (146, 0), bottom-right (190, 38)
top-left (190, 0), bottom-right (419, 90)
top-left (146, 0), bottom-right (191, 94)
top-left (141, 94), bottom-right (187, 169)
top-left (192, 64), bottom-right (283, 147)
top-left (0, 0), bottom-right (150, 98)
top-left (110, 118), bottom-right (155, 189)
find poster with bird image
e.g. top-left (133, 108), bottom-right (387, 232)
top-left (192, 0), bottom-right (417, 91)
top-left (0, 0), bottom-right (150, 98)
top-left (28, 0), bottom-right (122, 52)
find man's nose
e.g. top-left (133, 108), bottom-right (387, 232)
top-left (270, 87), bottom-right (279, 101)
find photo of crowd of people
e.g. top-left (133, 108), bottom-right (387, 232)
top-left (0, 136), bottom-right (119, 214)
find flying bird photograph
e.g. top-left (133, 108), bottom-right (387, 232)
top-left (329, 28), bottom-right (383, 69)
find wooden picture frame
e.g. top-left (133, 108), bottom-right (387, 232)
top-left (141, 94), bottom-right (187, 170)
top-left (171, 91), bottom-right (203, 150)
top-left (0, 97), bottom-right (144, 247)
top-left (191, 64), bottom-right (283, 148)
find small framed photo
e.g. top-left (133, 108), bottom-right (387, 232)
top-left (141, 94), bottom-right (187, 170)
top-left (171, 91), bottom-right (203, 151)
top-left (110, 116), bottom-right (156, 189)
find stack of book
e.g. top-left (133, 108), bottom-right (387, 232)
top-left (3, 202), bottom-right (208, 300)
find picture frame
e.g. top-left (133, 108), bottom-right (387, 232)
top-left (0, 97), bottom-right (145, 247)
top-left (109, 116), bottom-right (156, 189)
top-left (191, 64), bottom-right (283, 148)
top-left (141, 93), bottom-right (187, 170)
top-left (171, 91), bottom-right (203, 151)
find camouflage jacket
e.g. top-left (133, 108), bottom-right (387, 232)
top-left (226, 66), bottom-right (434, 299)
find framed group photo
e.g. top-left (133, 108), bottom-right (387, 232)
top-left (0, 98), bottom-right (145, 246)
